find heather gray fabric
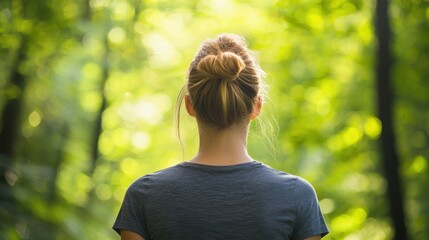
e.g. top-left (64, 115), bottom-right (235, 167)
top-left (113, 161), bottom-right (328, 240)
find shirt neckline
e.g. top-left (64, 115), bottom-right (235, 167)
top-left (178, 160), bottom-right (262, 172)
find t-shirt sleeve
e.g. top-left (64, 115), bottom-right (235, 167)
top-left (112, 180), bottom-right (147, 239)
top-left (293, 177), bottom-right (329, 240)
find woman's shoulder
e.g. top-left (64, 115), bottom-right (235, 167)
top-left (126, 164), bottom-right (185, 190)
top-left (139, 163), bottom-right (184, 179)
top-left (257, 162), bottom-right (316, 190)
top-left (257, 162), bottom-right (297, 180)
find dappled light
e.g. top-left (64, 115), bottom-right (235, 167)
top-left (28, 111), bottom-right (42, 128)
top-left (0, 0), bottom-right (427, 239)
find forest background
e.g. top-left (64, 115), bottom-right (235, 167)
top-left (0, 0), bottom-right (428, 239)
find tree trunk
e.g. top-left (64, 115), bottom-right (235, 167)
top-left (0, 37), bottom-right (27, 200)
top-left (374, 0), bottom-right (408, 239)
top-left (89, 34), bottom-right (110, 176)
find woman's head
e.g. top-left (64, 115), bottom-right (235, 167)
top-left (181, 33), bottom-right (264, 128)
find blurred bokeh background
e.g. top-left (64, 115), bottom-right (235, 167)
top-left (0, 0), bottom-right (428, 239)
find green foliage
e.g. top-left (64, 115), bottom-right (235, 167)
top-left (0, 0), bottom-right (427, 239)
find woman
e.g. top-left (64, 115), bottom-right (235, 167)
top-left (113, 34), bottom-right (329, 240)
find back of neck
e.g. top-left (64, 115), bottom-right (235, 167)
top-left (190, 123), bottom-right (252, 166)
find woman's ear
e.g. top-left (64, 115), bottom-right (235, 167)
top-left (250, 96), bottom-right (262, 120)
top-left (185, 95), bottom-right (196, 117)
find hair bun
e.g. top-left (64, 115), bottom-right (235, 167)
top-left (197, 51), bottom-right (245, 81)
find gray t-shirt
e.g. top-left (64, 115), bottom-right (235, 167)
top-left (113, 161), bottom-right (329, 239)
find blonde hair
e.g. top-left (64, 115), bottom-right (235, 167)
top-left (176, 33), bottom-right (264, 133)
